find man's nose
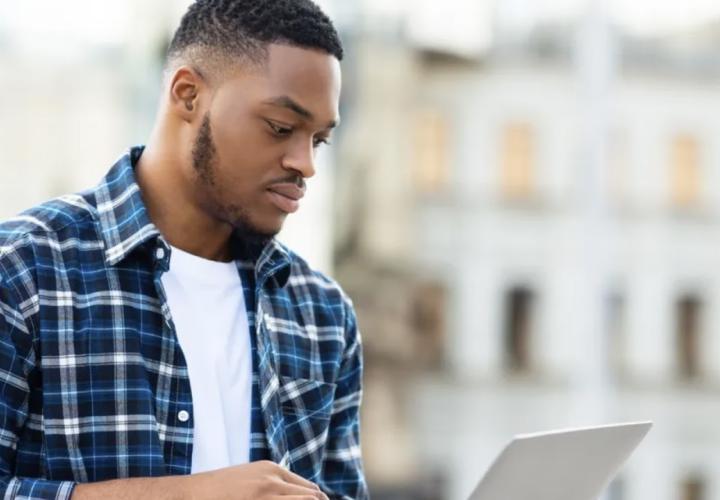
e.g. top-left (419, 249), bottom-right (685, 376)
top-left (282, 140), bottom-right (316, 179)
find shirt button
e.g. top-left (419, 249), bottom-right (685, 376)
top-left (156, 247), bottom-right (166, 260)
top-left (178, 410), bottom-right (190, 422)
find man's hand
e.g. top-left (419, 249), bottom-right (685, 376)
top-left (71, 460), bottom-right (329, 500)
top-left (188, 461), bottom-right (329, 499)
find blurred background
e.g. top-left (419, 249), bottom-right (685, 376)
top-left (3, 0), bottom-right (720, 499)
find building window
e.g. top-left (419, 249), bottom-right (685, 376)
top-left (414, 110), bottom-right (449, 194)
top-left (606, 292), bottom-right (625, 379)
top-left (670, 134), bottom-right (701, 208)
top-left (503, 286), bottom-right (535, 373)
top-left (501, 122), bottom-right (535, 200)
top-left (411, 281), bottom-right (447, 367)
top-left (676, 295), bottom-right (703, 380)
top-left (680, 474), bottom-right (706, 500)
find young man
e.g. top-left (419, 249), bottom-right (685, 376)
top-left (0, 1), bottom-right (366, 498)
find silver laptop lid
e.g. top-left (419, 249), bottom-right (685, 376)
top-left (468, 421), bottom-right (653, 500)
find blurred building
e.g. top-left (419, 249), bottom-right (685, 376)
top-left (335, 6), bottom-right (720, 500)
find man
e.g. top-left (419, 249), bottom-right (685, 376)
top-left (0, 0), bottom-right (367, 498)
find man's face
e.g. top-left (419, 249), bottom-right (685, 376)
top-left (188, 43), bottom-right (341, 242)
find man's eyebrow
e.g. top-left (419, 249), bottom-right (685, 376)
top-left (263, 95), bottom-right (338, 129)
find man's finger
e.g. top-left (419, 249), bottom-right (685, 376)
top-left (271, 481), bottom-right (327, 498)
top-left (278, 467), bottom-right (323, 492)
top-left (279, 496), bottom-right (327, 500)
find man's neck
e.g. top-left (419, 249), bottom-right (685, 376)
top-left (134, 143), bottom-right (234, 262)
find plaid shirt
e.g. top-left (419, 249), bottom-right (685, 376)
top-left (0, 147), bottom-right (367, 499)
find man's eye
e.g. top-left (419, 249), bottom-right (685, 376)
top-left (267, 121), bottom-right (292, 136)
top-left (313, 137), bottom-right (331, 148)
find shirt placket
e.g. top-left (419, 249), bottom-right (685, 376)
top-left (255, 284), bottom-right (291, 468)
top-left (151, 241), bottom-right (195, 474)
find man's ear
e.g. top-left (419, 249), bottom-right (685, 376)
top-left (168, 66), bottom-right (205, 122)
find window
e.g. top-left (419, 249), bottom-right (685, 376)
top-left (414, 110), bottom-right (449, 194)
top-left (411, 281), bottom-right (447, 367)
top-left (370, 469), bottom-right (446, 500)
top-left (670, 134), bottom-right (701, 208)
top-left (676, 295), bottom-right (703, 380)
top-left (606, 292), bottom-right (626, 378)
top-left (680, 474), bottom-right (706, 500)
top-left (503, 286), bottom-right (535, 373)
top-left (501, 122), bottom-right (535, 200)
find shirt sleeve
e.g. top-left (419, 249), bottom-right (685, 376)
top-left (0, 274), bottom-right (77, 499)
top-left (318, 298), bottom-right (369, 500)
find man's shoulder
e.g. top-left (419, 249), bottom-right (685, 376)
top-left (0, 192), bottom-right (98, 262)
top-left (284, 247), bottom-right (352, 307)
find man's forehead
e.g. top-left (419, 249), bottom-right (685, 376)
top-left (263, 44), bottom-right (341, 97)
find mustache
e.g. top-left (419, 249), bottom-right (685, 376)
top-left (268, 175), bottom-right (305, 189)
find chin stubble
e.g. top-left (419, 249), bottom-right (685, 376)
top-left (191, 113), bottom-right (278, 246)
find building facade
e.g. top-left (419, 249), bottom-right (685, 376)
top-left (337, 12), bottom-right (720, 500)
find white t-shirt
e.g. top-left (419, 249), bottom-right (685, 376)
top-left (161, 245), bottom-right (252, 473)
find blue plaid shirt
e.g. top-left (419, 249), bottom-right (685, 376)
top-left (0, 147), bottom-right (367, 499)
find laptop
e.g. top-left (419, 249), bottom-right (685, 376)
top-left (467, 421), bottom-right (653, 500)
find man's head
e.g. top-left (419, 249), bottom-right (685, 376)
top-left (159, 0), bottom-right (343, 244)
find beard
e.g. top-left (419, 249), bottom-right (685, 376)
top-left (191, 113), bottom-right (276, 248)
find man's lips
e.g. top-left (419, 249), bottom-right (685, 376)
top-left (266, 183), bottom-right (305, 214)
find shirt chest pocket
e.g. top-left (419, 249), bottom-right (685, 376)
top-left (278, 375), bottom-right (336, 476)
top-left (279, 375), bottom-right (335, 420)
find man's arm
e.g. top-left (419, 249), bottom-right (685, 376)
top-left (0, 275), bottom-right (327, 500)
top-left (70, 461), bottom-right (328, 500)
top-left (0, 273), bottom-right (77, 499)
top-left (317, 298), bottom-right (369, 500)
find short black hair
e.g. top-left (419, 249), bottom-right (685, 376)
top-left (167, 0), bottom-right (343, 75)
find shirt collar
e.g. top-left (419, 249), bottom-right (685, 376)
top-left (93, 146), bottom-right (293, 287)
top-left (94, 146), bottom-right (160, 266)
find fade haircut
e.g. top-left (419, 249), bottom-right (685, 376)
top-left (166, 0), bottom-right (343, 82)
